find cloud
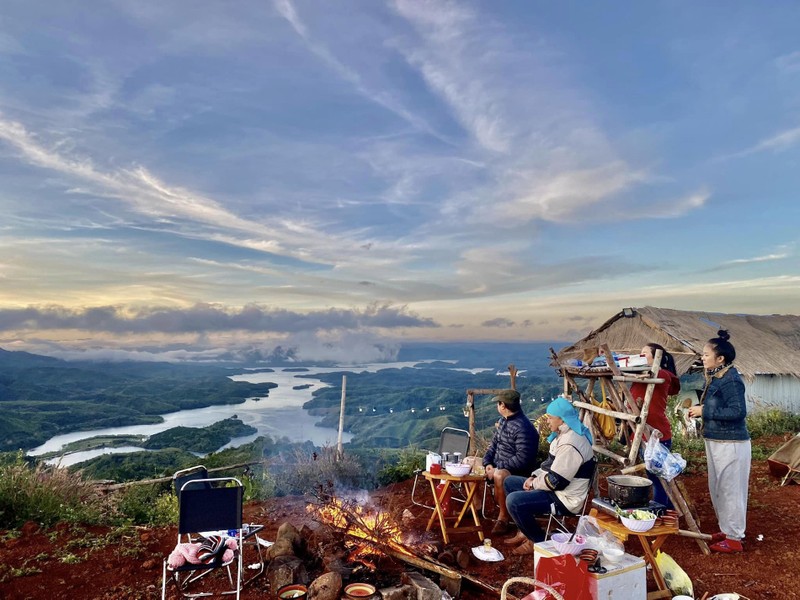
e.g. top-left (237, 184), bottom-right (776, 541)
top-left (481, 317), bottom-right (515, 328)
top-left (0, 302), bottom-right (439, 334)
top-left (721, 125), bottom-right (800, 159)
top-left (775, 50), bottom-right (800, 74)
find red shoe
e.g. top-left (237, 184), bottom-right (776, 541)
top-left (709, 538), bottom-right (743, 553)
top-left (710, 531), bottom-right (727, 544)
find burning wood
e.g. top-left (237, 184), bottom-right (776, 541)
top-left (308, 493), bottom-right (502, 598)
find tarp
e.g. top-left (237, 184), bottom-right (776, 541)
top-left (767, 433), bottom-right (800, 485)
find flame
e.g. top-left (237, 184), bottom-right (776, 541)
top-left (308, 497), bottom-right (413, 566)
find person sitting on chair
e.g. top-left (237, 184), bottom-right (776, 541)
top-left (503, 395), bottom-right (596, 555)
top-left (482, 389), bottom-right (540, 535)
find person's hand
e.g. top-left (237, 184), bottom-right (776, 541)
top-left (687, 405), bottom-right (703, 418)
top-left (485, 465), bottom-right (495, 480)
top-left (522, 477), bottom-right (535, 491)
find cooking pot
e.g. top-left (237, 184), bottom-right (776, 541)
top-left (607, 475), bottom-right (653, 508)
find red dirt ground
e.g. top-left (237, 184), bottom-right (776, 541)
top-left (1, 453), bottom-right (798, 600)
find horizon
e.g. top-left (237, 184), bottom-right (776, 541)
top-left (1, 2), bottom-right (798, 364)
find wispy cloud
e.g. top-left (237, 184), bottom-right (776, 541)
top-left (720, 125), bottom-right (800, 160)
top-left (0, 302), bottom-right (438, 334)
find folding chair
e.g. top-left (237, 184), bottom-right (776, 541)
top-left (172, 465), bottom-right (211, 500)
top-left (161, 477), bottom-right (244, 600)
top-left (411, 427), bottom-right (470, 509)
top-left (545, 460), bottom-right (598, 538)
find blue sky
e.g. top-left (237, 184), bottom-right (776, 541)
top-left (0, 1), bottom-right (798, 362)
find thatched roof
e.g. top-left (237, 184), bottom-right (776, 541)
top-left (555, 306), bottom-right (800, 381)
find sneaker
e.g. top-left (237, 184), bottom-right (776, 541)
top-left (710, 531), bottom-right (727, 544)
top-left (709, 538), bottom-right (743, 553)
top-left (491, 519), bottom-right (514, 536)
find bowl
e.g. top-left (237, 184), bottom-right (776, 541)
top-left (620, 512), bottom-right (656, 532)
top-left (602, 547), bottom-right (625, 563)
top-left (344, 583), bottom-right (376, 600)
top-left (277, 584), bottom-right (308, 600)
top-left (444, 462), bottom-right (472, 477)
top-left (550, 532), bottom-right (586, 556)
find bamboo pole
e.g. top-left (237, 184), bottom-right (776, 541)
top-left (572, 400), bottom-right (640, 422)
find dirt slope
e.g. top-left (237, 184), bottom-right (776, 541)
top-left (0, 458), bottom-right (798, 600)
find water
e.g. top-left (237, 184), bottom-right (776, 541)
top-left (28, 362), bottom-right (428, 466)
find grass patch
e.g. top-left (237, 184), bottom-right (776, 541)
top-left (0, 453), bottom-right (110, 529)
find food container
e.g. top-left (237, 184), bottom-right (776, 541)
top-left (343, 583), bottom-right (376, 600)
top-left (619, 511), bottom-right (656, 532)
top-left (425, 452), bottom-right (441, 472)
top-left (602, 547), bottom-right (625, 563)
top-left (445, 462), bottom-right (472, 477)
top-left (277, 584), bottom-right (307, 600)
top-left (607, 475), bottom-right (653, 508)
top-left (550, 532), bottom-right (586, 556)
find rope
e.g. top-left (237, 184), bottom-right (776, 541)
top-left (500, 576), bottom-right (564, 600)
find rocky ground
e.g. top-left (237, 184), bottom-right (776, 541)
top-left (1, 448), bottom-right (798, 600)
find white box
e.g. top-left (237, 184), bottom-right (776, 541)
top-left (534, 541), bottom-right (646, 600)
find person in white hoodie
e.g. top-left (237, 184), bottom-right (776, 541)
top-left (502, 395), bottom-right (596, 555)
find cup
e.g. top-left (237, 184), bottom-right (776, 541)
top-left (483, 538), bottom-right (492, 551)
top-left (429, 462), bottom-right (442, 475)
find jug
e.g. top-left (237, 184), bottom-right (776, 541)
top-left (426, 452), bottom-right (441, 472)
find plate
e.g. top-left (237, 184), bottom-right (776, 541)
top-left (471, 546), bottom-right (504, 562)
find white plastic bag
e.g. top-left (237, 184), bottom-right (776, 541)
top-left (644, 434), bottom-right (686, 481)
top-left (574, 515), bottom-right (624, 553)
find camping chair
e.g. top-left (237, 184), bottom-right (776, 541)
top-left (172, 465), bottom-right (211, 500)
top-left (545, 460), bottom-right (598, 538)
top-left (411, 427), bottom-right (471, 509)
top-left (161, 477), bottom-right (244, 600)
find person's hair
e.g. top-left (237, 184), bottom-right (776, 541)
top-left (644, 343), bottom-right (677, 375)
top-left (706, 329), bottom-right (736, 365)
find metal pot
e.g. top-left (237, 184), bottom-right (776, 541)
top-left (606, 475), bottom-right (653, 508)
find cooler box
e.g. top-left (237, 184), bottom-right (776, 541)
top-left (534, 541), bottom-right (646, 600)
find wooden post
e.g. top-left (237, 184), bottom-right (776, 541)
top-left (336, 375), bottom-right (347, 459)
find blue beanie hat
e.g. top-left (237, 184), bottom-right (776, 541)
top-left (546, 395), bottom-right (593, 446)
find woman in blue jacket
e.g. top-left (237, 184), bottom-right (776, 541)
top-left (688, 330), bottom-right (750, 553)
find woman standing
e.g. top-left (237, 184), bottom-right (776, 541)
top-left (688, 330), bottom-right (750, 553)
top-left (630, 343), bottom-right (680, 508)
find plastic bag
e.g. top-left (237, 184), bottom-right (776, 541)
top-left (534, 554), bottom-right (593, 600)
top-left (575, 515), bottom-right (625, 553)
top-left (654, 550), bottom-right (693, 597)
top-left (644, 434), bottom-right (686, 481)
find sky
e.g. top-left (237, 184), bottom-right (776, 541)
top-left (0, 1), bottom-right (798, 363)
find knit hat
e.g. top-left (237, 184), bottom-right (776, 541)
top-left (545, 395), bottom-right (593, 446)
top-left (492, 389), bottom-right (521, 410)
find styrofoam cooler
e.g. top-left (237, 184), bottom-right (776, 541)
top-left (534, 540), bottom-right (646, 600)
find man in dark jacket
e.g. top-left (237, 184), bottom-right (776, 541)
top-left (482, 389), bottom-right (540, 534)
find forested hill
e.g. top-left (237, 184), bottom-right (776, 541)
top-left (0, 349), bottom-right (276, 452)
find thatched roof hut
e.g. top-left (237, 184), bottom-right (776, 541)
top-left (556, 307), bottom-right (800, 413)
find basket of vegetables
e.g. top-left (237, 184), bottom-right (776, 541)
top-left (617, 508), bottom-right (657, 532)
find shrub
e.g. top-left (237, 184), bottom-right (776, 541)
top-left (271, 446), bottom-right (363, 496)
top-left (376, 447), bottom-right (424, 486)
top-left (0, 453), bottom-right (108, 529)
top-left (115, 484), bottom-right (177, 526)
top-left (746, 409), bottom-right (800, 439)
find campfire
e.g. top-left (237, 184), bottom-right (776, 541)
top-left (306, 492), bottom-right (500, 598)
top-left (308, 495), bottom-right (416, 568)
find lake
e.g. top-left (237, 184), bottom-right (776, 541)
top-left (28, 361), bottom-right (437, 466)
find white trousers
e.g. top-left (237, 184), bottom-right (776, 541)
top-left (705, 439), bottom-right (751, 541)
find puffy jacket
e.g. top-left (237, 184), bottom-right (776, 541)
top-left (482, 410), bottom-right (540, 475)
top-left (702, 366), bottom-right (750, 441)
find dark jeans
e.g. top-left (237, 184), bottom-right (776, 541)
top-left (648, 438), bottom-right (674, 509)
top-left (503, 475), bottom-right (554, 543)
